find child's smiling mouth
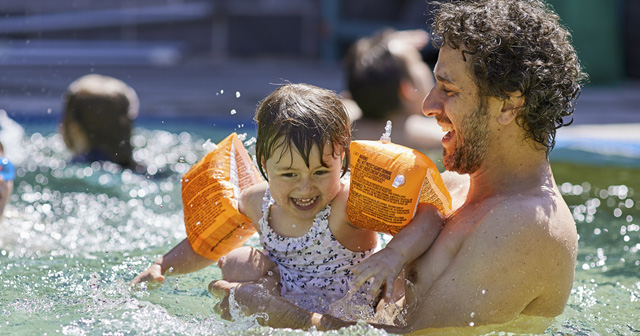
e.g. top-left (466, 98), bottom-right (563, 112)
top-left (292, 196), bottom-right (319, 209)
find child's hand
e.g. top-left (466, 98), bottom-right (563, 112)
top-left (131, 262), bottom-right (165, 286)
top-left (352, 247), bottom-right (405, 300)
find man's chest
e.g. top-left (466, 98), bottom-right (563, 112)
top-left (405, 201), bottom-right (492, 288)
top-left (406, 220), bottom-right (465, 287)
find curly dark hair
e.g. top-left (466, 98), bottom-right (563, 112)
top-left (430, 0), bottom-right (588, 153)
top-left (254, 83), bottom-right (351, 180)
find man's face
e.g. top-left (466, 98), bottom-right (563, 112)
top-left (422, 45), bottom-right (490, 174)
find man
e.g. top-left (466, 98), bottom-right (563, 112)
top-left (210, 0), bottom-right (586, 333)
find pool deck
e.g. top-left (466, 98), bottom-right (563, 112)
top-left (1, 56), bottom-right (640, 150)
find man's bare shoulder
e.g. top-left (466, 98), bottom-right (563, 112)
top-left (463, 190), bottom-right (577, 307)
top-left (470, 190), bottom-right (577, 261)
top-left (498, 185), bottom-right (574, 233)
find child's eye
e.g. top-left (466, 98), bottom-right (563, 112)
top-left (314, 170), bottom-right (329, 176)
top-left (282, 172), bottom-right (296, 178)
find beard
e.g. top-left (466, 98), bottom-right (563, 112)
top-left (442, 101), bottom-right (490, 174)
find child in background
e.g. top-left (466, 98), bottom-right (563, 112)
top-left (133, 83), bottom-right (444, 314)
top-left (60, 74), bottom-right (140, 170)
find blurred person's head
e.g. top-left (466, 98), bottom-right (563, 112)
top-left (0, 141), bottom-right (14, 218)
top-left (344, 28), bottom-right (434, 120)
top-left (61, 74), bottom-right (139, 168)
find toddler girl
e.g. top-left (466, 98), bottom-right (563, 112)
top-left (217, 83), bottom-right (443, 314)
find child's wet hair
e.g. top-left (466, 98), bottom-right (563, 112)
top-left (254, 83), bottom-right (351, 180)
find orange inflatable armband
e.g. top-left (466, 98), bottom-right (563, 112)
top-left (182, 133), bottom-right (264, 260)
top-left (347, 138), bottom-right (452, 235)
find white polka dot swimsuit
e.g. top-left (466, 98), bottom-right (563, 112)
top-left (259, 188), bottom-right (374, 314)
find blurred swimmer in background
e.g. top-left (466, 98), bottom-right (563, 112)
top-left (343, 28), bottom-right (443, 150)
top-left (60, 74), bottom-right (141, 170)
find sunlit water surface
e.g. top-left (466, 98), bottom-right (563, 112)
top-left (1, 125), bottom-right (638, 335)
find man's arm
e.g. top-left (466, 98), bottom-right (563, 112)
top-left (132, 183), bottom-right (267, 285)
top-left (210, 278), bottom-right (355, 330)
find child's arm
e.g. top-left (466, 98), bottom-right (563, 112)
top-left (352, 203), bottom-right (444, 299)
top-left (131, 182), bottom-right (268, 285)
top-left (131, 238), bottom-right (215, 285)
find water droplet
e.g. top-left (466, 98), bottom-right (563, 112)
top-left (613, 208), bottom-right (622, 217)
top-left (236, 91), bottom-right (241, 98)
top-left (230, 109), bottom-right (237, 115)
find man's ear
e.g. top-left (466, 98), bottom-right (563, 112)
top-left (498, 91), bottom-right (525, 125)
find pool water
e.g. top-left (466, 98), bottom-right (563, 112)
top-left (0, 124), bottom-right (638, 335)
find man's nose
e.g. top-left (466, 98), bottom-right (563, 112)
top-left (422, 89), bottom-right (441, 118)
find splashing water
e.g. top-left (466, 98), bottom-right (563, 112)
top-left (380, 120), bottom-right (392, 143)
top-left (326, 284), bottom-right (375, 322)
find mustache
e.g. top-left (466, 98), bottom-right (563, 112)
top-left (435, 115), bottom-right (452, 125)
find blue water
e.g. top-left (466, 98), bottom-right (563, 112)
top-left (0, 122), bottom-right (638, 335)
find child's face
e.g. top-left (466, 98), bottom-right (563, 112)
top-left (265, 142), bottom-right (344, 222)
